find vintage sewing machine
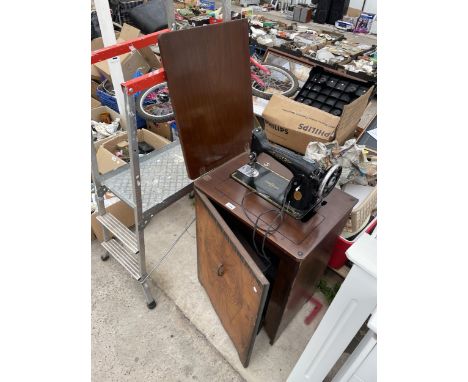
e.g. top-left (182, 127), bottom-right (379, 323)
top-left (232, 128), bottom-right (342, 222)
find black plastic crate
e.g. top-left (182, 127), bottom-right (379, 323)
top-left (294, 67), bottom-right (371, 116)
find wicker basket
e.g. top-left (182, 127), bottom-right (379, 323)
top-left (343, 186), bottom-right (377, 234)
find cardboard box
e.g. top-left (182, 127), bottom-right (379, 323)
top-left (91, 65), bottom-right (102, 82)
top-left (146, 121), bottom-right (173, 141)
top-left (91, 24), bottom-right (152, 81)
top-left (91, 197), bottom-right (135, 242)
top-left (96, 128), bottom-right (170, 174)
top-left (262, 86), bottom-right (373, 153)
top-left (94, 132), bottom-right (127, 174)
top-left (346, 7), bottom-right (362, 17)
top-left (91, 136), bottom-right (135, 242)
top-left (91, 97), bottom-right (101, 108)
top-left (138, 45), bottom-right (162, 71)
top-left (91, 105), bottom-right (127, 130)
top-left (91, 79), bottom-right (99, 99)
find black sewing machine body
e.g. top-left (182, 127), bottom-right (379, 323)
top-left (231, 128), bottom-right (341, 222)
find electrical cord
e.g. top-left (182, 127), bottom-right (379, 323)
top-left (240, 181), bottom-right (293, 272)
top-left (251, 209), bottom-right (277, 270)
top-left (258, 181), bottom-right (293, 260)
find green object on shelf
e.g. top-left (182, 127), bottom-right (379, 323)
top-left (178, 8), bottom-right (195, 17)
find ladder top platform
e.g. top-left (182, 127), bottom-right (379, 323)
top-left (102, 141), bottom-right (192, 217)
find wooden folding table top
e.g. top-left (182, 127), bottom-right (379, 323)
top-left (159, 19), bottom-right (254, 179)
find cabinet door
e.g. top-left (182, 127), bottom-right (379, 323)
top-left (195, 190), bottom-right (269, 367)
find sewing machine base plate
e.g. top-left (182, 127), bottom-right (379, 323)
top-left (231, 162), bottom-right (316, 220)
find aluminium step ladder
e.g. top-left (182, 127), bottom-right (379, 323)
top-left (91, 29), bottom-right (192, 309)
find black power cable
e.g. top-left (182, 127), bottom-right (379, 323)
top-left (240, 181), bottom-right (293, 271)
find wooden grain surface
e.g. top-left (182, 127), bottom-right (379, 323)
top-left (159, 19), bottom-right (254, 179)
top-left (195, 153), bottom-right (357, 343)
top-left (195, 190), bottom-right (269, 367)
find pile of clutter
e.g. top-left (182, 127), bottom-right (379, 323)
top-left (174, 2), bottom-right (242, 26)
top-left (310, 40), bottom-right (372, 65)
top-left (249, 15), bottom-right (377, 78)
top-left (305, 139), bottom-right (377, 233)
top-left (304, 139), bottom-right (377, 188)
top-left (342, 49), bottom-right (377, 75)
top-left (91, 117), bottom-right (121, 142)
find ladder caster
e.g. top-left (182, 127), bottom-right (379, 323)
top-left (147, 300), bottom-right (157, 309)
top-left (189, 191), bottom-right (195, 199)
top-left (101, 253), bottom-right (110, 261)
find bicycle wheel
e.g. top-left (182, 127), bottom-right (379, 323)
top-left (135, 82), bottom-right (175, 123)
top-left (251, 64), bottom-right (299, 100)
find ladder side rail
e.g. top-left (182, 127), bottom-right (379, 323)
top-left (91, 132), bottom-right (111, 243)
top-left (122, 89), bottom-right (147, 278)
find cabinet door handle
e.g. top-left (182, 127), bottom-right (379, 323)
top-left (217, 264), bottom-right (225, 276)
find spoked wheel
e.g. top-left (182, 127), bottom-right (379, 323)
top-left (251, 63), bottom-right (299, 100)
top-left (135, 82), bottom-right (175, 123)
top-left (318, 165), bottom-right (342, 200)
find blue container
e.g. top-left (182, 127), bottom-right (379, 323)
top-left (200, 0), bottom-right (215, 11)
top-left (97, 90), bottom-right (147, 128)
top-left (97, 69), bottom-right (147, 128)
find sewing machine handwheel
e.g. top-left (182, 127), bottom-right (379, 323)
top-left (318, 165), bottom-right (342, 200)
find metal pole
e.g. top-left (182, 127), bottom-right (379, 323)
top-left (222, 0), bottom-right (232, 21)
top-left (91, 132), bottom-right (111, 249)
top-left (94, 0), bottom-right (127, 126)
top-left (122, 88), bottom-right (155, 307)
top-left (122, 89), bottom-right (147, 276)
top-left (122, 90), bottom-right (144, 258)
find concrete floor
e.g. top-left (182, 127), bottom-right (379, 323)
top-left (92, 195), bottom-right (349, 381)
top-left (92, 238), bottom-right (244, 382)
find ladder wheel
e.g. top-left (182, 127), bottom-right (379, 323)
top-left (101, 253), bottom-right (110, 261)
top-left (189, 191), bottom-right (195, 199)
top-left (147, 300), bottom-right (157, 309)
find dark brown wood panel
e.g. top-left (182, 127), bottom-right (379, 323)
top-left (195, 190), bottom-right (269, 367)
top-left (264, 214), bottom-right (349, 343)
top-left (159, 20), bottom-right (254, 179)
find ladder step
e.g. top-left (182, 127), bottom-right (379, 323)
top-left (96, 213), bottom-right (138, 254)
top-left (101, 239), bottom-right (141, 280)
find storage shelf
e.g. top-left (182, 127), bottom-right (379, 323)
top-left (102, 141), bottom-right (192, 217)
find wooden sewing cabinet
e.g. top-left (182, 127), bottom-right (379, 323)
top-left (158, 19), bottom-right (358, 367)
